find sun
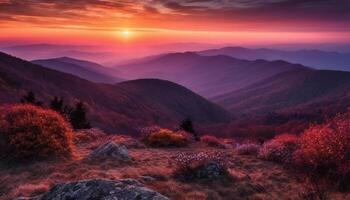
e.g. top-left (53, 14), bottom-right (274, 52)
top-left (120, 29), bottom-right (132, 39)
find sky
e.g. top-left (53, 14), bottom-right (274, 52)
top-left (0, 0), bottom-right (350, 46)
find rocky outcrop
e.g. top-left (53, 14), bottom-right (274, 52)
top-left (86, 141), bottom-right (132, 163)
top-left (174, 160), bottom-right (229, 181)
top-left (194, 161), bottom-right (227, 179)
top-left (19, 179), bottom-right (168, 200)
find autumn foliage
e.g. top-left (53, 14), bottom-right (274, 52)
top-left (259, 134), bottom-right (299, 164)
top-left (236, 143), bottom-right (260, 155)
top-left (0, 104), bottom-right (74, 161)
top-left (173, 151), bottom-right (228, 181)
top-left (294, 114), bottom-right (350, 179)
top-left (142, 128), bottom-right (190, 147)
top-left (200, 135), bottom-right (223, 147)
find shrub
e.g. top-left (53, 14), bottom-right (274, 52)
top-left (69, 101), bottom-right (90, 130)
top-left (74, 128), bottom-right (106, 144)
top-left (179, 118), bottom-right (198, 141)
top-left (293, 114), bottom-right (350, 181)
top-left (221, 138), bottom-right (236, 146)
top-left (258, 134), bottom-right (299, 164)
top-left (173, 151), bottom-right (229, 181)
top-left (200, 135), bottom-right (223, 147)
top-left (20, 91), bottom-right (42, 106)
top-left (0, 104), bottom-right (74, 161)
top-left (236, 143), bottom-right (260, 155)
top-left (142, 128), bottom-right (189, 147)
top-left (140, 125), bottom-right (161, 138)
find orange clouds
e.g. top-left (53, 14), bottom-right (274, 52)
top-left (0, 0), bottom-right (349, 45)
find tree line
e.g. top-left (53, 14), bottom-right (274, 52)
top-left (20, 91), bottom-right (90, 130)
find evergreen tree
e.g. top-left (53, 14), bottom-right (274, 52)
top-left (50, 96), bottom-right (64, 113)
top-left (20, 91), bottom-right (42, 106)
top-left (69, 101), bottom-right (90, 130)
top-left (180, 118), bottom-right (199, 141)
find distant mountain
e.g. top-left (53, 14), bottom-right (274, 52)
top-left (0, 44), bottom-right (116, 63)
top-left (213, 68), bottom-right (350, 115)
top-left (115, 52), bottom-right (309, 98)
top-left (0, 52), bottom-right (230, 134)
top-left (199, 47), bottom-right (350, 71)
top-left (32, 57), bottom-right (123, 83)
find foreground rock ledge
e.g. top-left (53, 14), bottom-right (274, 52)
top-left (18, 179), bottom-right (168, 200)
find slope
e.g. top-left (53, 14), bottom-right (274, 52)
top-left (0, 52), bottom-right (230, 134)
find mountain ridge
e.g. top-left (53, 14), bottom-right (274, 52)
top-left (32, 57), bottom-right (124, 83)
top-left (199, 46), bottom-right (350, 71)
top-left (0, 51), bottom-right (230, 134)
top-left (115, 52), bottom-right (311, 98)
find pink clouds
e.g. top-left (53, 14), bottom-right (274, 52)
top-left (0, 0), bottom-right (349, 45)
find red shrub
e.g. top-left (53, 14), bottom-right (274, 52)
top-left (74, 128), bottom-right (106, 144)
top-left (142, 128), bottom-right (189, 147)
top-left (173, 151), bottom-right (229, 181)
top-left (0, 104), bottom-right (74, 161)
top-left (258, 134), bottom-right (299, 164)
top-left (236, 143), bottom-right (260, 155)
top-left (293, 114), bottom-right (350, 178)
top-left (200, 135), bottom-right (223, 147)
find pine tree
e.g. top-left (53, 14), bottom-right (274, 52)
top-left (20, 91), bottom-right (42, 106)
top-left (180, 118), bottom-right (199, 141)
top-left (69, 101), bottom-right (90, 130)
top-left (50, 96), bottom-right (64, 113)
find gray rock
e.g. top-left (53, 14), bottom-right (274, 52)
top-left (21, 179), bottom-right (168, 200)
top-left (196, 161), bottom-right (227, 179)
top-left (175, 160), bottom-right (228, 181)
top-left (86, 141), bottom-right (132, 163)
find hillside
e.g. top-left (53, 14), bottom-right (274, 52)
top-left (0, 52), bottom-right (230, 134)
top-left (115, 52), bottom-right (309, 98)
top-left (213, 69), bottom-right (350, 114)
top-left (199, 47), bottom-right (350, 71)
top-left (32, 57), bottom-right (123, 83)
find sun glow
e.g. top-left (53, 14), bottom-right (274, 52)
top-left (120, 29), bottom-right (132, 39)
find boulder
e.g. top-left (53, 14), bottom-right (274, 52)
top-left (195, 161), bottom-right (227, 179)
top-left (175, 160), bottom-right (228, 181)
top-left (20, 179), bottom-right (168, 200)
top-left (86, 141), bottom-right (132, 163)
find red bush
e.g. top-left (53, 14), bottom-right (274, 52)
top-left (236, 143), bottom-right (260, 155)
top-left (293, 114), bottom-right (350, 178)
top-left (173, 151), bottom-right (229, 181)
top-left (200, 135), bottom-right (223, 147)
top-left (0, 104), bottom-right (74, 161)
top-left (74, 128), bottom-right (106, 144)
top-left (258, 134), bottom-right (299, 164)
top-left (142, 128), bottom-right (190, 147)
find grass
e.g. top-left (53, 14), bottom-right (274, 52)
top-left (0, 134), bottom-right (348, 200)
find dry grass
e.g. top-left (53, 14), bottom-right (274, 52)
top-left (0, 134), bottom-right (349, 200)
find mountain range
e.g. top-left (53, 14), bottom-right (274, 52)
top-left (32, 57), bottom-right (124, 83)
top-left (0, 44), bottom-right (116, 63)
top-left (214, 68), bottom-right (350, 115)
top-left (115, 52), bottom-right (309, 98)
top-left (115, 51), bottom-right (350, 116)
top-left (199, 47), bottom-right (350, 71)
top-left (0, 52), bottom-right (230, 134)
top-left (2, 46), bottom-right (350, 134)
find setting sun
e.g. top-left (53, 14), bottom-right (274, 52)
top-left (120, 30), bottom-right (132, 39)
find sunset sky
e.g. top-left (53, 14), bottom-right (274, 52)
top-left (0, 0), bottom-right (350, 46)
